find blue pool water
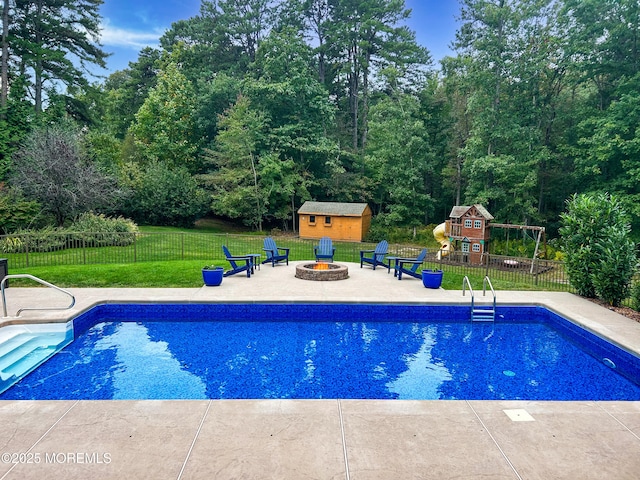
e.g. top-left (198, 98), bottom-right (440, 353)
top-left (1, 303), bottom-right (640, 400)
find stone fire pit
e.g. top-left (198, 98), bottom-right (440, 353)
top-left (295, 262), bottom-right (349, 281)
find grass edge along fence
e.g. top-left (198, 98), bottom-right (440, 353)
top-left (1, 231), bottom-right (570, 292)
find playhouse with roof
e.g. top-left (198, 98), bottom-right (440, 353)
top-left (445, 204), bottom-right (494, 264)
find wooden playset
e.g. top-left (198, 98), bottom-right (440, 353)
top-left (434, 204), bottom-right (545, 268)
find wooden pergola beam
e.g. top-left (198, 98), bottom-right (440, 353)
top-left (489, 223), bottom-right (545, 232)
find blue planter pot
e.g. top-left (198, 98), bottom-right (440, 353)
top-left (202, 267), bottom-right (224, 286)
top-left (422, 269), bottom-right (443, 289)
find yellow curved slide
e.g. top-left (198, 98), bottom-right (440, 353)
top-left (433, 222), bottom-right (452, 260)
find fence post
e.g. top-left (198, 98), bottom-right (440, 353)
top-left (25, 235), bottom-right (30, 268)
top-left (484, 253), bottom-right (490, 277)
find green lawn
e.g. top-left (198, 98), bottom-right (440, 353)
top-left (7, 260), bottom-right (546, 291)
top-left (4, 224), bottom-right (565, 291)
top-left (11, 261), bottom-right (205, 288)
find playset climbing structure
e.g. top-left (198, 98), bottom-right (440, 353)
top-left (434, 204), bottom-right (546, 269)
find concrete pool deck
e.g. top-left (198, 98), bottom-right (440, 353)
top-left (1, 261), bottom-right (640, 479)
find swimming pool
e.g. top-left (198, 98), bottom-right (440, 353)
top-left (1, 303), bottom-right (639, 400)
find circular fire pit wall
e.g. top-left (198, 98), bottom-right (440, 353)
top-left (295, 263), bottom-right (349, 281)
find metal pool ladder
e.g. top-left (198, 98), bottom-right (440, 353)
top-left (462, 276), bottom-right (496, 322)
top-left (1, 274), bottom-right (75, 318)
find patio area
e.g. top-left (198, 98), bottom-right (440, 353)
top-left (1, 261), bottom-right (640, 479)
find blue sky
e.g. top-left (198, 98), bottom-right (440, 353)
top-left (97, 0), bottom-right (460, 75)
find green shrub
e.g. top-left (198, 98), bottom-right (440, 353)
top-left (1, 214), bottom-right (140, 252)
top-left (560, 193), bottom-right (637, 305)
top-left (121, 161), bottom-right (209, 228)
top-left (631, 281), bottom-right (640, 312)
top-left (67, 212), bottom-right (139, 247)
top-left (0, 187), bottom-right (43, 234)
top-left (0, 235), bottom-right (24, 253)
top-left (2, 226), bottom-right (67, 253)
top-left (591, 231), bottom-right (637, 306)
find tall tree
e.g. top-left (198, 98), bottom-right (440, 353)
top-left (10, 0), bottom-right (107, 114)
top-left (0, 73), bottom-right (32, 178)
top-left (159, 3), bottom-right (246, 80)
top-left (101, 48), bottom-right (161, 139)
top-left (558, 0), bottom-right (640, 231)
top-left (452, 0), bottom-right (572, 225)
top-left (204, 94), bottom-right (268, 230)
top-left (570, 74), bottom-right (640, 230)
top-left (1, 0), bottom-right (11, 111)
top-left (213, 0), bottom-right (275, 63)
top-left (326, 0), bottom-right (429, 151)
top-left (247, 28), bottom-right (336, 223)
top-left (365, 85), bottom-right (434, 226)
top-left (128, 62), bottom-right (199, 172)
top-left (248, 29), bottom-right (337, 177)
top-left (559, 0), bottom-right (640, 110)
top-left (296, 0), bottom-right (331, 83)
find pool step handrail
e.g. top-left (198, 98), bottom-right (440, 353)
top-left (462, 276), bottom-right (496, 322)
top-left (1, 274), bottom-right (75, 318)
top-left (462, 276), bottom-right (475, 320)
top-left (477, 276), bottom-right (496, 322)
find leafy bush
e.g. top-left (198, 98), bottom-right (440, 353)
top-left (0, 214), bottom-right (139, 252)
top-left (0, 226), bottom-right (67, 253)
top-left (0, 235), bottom-right (24, 253)
top-left (67, 212), bottom-right (139, 246)
top-left (560, 193), bottom-right (637, 305)
top-left (121, 161), bottom-right (209, 228)
top-left (590, 229), bottom-right (637, 306)
top-left (0, 187), bottom-right (43, 234)
top-left (631, 281), bottom-right (640, 312)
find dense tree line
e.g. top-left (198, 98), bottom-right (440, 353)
top-left (1, 0), bottom-right (640, 240)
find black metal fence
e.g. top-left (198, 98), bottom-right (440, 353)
top-left (0, 232), bottom-right (571, 291)
top-left (423, 251), bottom-right (570, 290)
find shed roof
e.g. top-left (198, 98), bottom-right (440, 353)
top-left (298, 201), bottom-right (370, 216)
top-left (449, 204), bottom-right (494, 220)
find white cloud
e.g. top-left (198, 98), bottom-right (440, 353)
top-left (99, 20), bottom-right (164, 50)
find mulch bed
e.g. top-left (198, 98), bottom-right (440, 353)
top-left (588, 298), bottom-right (640, 324)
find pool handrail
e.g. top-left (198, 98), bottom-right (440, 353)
top-left (483, 276), bottom-right (496, 300)
top-left (1, 274), bottom-right (75, 318)
top-left (482, 276), bottom-right (497, 321)
top-left (462, 276), bottom-right (474, 297)
top-left (462, 276), bottom-right (474, 316)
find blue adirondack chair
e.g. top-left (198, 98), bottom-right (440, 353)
top-left (222, 246), bottom-right (252, 277)
top-left (360, 240), bottom-right (389, 270)
top-left (394, 248), bottom-right (428, 280)
top-left (262, 237), bottom-right (290, 267)
top-left (314, 236), bottom-right (335, 262)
